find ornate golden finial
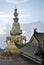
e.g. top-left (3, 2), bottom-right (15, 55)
top-left (15, 6), bottom-right (17, 12)
top-left (13, 6), bottom-right (18, 23)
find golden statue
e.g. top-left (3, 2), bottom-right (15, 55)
top-left (4, 7), bottom-right (26, 54)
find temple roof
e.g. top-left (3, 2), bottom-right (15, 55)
top-left (20, 30), bottom-right (44, 64)
top-left (30, 29), bottom-right (44, 44)
top-left (20, 44), bottom-right (42, 64)
top-left (34, 32), bottom-right (44, 43)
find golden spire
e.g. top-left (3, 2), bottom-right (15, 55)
top-left (13, 7), bottom-right (19, 23)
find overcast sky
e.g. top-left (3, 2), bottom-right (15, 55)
top-left (0, 0), bottom-right (44, 34)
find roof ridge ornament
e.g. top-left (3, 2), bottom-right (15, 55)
top-left (34, 28), bottom-right (37, 33)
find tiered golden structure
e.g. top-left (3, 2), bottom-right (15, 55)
top-left (4, 7), bottom-right (26, 53)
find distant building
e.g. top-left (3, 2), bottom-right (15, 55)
top-left (0, 48), bottom-right (3, 55)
